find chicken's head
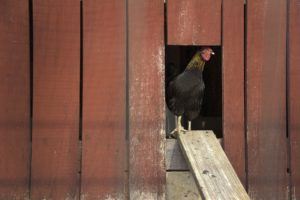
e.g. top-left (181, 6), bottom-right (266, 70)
top-left (200, 47), bottom-right (215, 61)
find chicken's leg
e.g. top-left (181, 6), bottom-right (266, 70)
top-left (169, 115), bottom-right (187, 138)
top-left (168, 116), bottom-right (177, 138)
top-left (188, 121), bottom-right (191, 131)
top-left (177, 116), bottom-right (184, 133)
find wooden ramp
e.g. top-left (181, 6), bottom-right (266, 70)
top-left (178, 131), bottom-right (250, 200)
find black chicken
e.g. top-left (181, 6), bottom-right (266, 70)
top-left (166, 47), bottom-right (214, 136)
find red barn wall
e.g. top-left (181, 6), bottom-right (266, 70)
top-left (0, 0), bottom-right (299, 199)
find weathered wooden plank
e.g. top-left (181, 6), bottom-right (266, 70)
top-left (0, 1), bottom-right (30, 199)
top-left (166, 138), bottom-right (222, 171)
top-left (166, 172), bottom-right (201, 200)
top-left (246, 0), bottom-right (288, 199)
top-left (288, 0), bottom-right (300, 199)
top-left (128, 0), bottom-right (165, 199)
top-left (222, 0), bottom-right (245, 185)
top-left (167, 0), bottom-right (221, 45)
top-left (31, 1), bottom-right (80, 199)
top-left (178, 131), bottom-right (249, 199)
top-left (81, 0), bottom-right (126, 199)
top-left (166, 139), bottom-right (189, 171)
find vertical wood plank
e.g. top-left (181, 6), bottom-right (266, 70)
top-left (222, 0), bottom-right (245, 185)
top-left (246, 0), bottom-right (288, 199)
top-left (0, 1), bottom-right (30, 199)
top-left (167, 0), bottom-right (221, 45)
top-left (31, 1), bottom-right (80, 199)
top-left (128, 1), bottom-right (165, 199)
top-left (81, 0), bottom-right (126, 199)
top-left (288, 0), bottom-right (300, 199)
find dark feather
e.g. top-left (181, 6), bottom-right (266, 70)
top-left (166, 69), bottom-right (205, 121)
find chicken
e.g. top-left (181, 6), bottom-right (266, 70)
top-left (166, 47), bottom-right (214, 137)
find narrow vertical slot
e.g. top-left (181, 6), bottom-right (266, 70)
top-left (79, 0), bottom-right (83, 142)
top-left (286, 0), bottom-right (292, 199)
top-left (78, 0), bottom-right (83, 197)
top-left (125, 0), bottom-right (130, 198)
top-left (244, 1), bottom-right (249, 192)
top-left (28, 0), bottom-right (33, 198)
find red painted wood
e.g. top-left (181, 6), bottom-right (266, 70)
top-left (288, 0), bottom-right (300, 199)
top-left (128, 1), bottom-right (166, 199)
top-left (81, 0), bottom-right (126, 199)
top-left (247, 0), bottom-right (288, 199)
top-left (31, 1), bottom-right (80, 199)
top-left (167, 0), bottom-right (221, 45)
top-left (0, 1), bottom-right (30, 199)
top-left (222, 0), bottom-right (245, 185)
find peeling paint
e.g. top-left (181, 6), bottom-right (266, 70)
top-left (0, 191), bottom-right (30, 200)
top-left (177, 2), bottom-right (188, 40)
top-left (156, 47), bottom-right (165, 75)
top-left (37, 193), bottom-right (78, 200)
top-left (159, 128), bottom-right (166, 170)
top-left (291, 186), bottom-right (296, 200)
top-left (130, 190), bottom-right (165, 200)
top-left (81, 193), bottom-right (124, 200)
top-left (80, 194), bottom-right (87, 200)
top-left (104, 193), bottom-right (124, 200)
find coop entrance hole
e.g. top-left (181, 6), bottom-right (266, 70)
top-left (165, 45), bottom-right (222, 138)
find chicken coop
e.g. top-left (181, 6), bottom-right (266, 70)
top-left (0, 0), bottom-right (299, 199)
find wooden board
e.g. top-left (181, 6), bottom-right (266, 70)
top-left (81, 0), bottom-right (126, 199)
top-left (0, 1), bottom-right (30, 199)
top-left (178, 131), bottom-right (249, 199)
top-left (222, 0), bottom-right (245, 185)
top-left (166, 138), bottom-right (222, 171)
top-left (246, 0), bottom-right (288, 199)
top-left (288, 0), bottom-right (300, 199)
top-left (128, 0), bottom-right (165, 199)
top-left (166, 172), bottom-right (201, 200)
top-left (167, 0), bottom-right (221, 45)
top-left (30, 1), bottom-right (80, 199)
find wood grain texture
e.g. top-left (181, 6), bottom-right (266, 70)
top-left (81, 0), bottom-right (126, 199)
top-left (166, 138), bottom-right (222, 171)
top-left (288, 0), bottom-right (300, 199)
top-left (0, 1), bottom-right (30, 199)
top-left (128, 1), bottom-right (165, 199)
top-left (222, 0), bottom-right (245, 185)
top-left (31, 1), bottom-right (80, 199)
top-left (178, 131), bottom-right (249, 199)
top-left (166, 172), bottom-right (201, 200)
top-left (246, 0), bottom-right (288, 199)
top-left (167, 0), bottom-right (221, 45)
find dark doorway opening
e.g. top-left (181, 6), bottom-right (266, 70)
top-left (165, 45), bottom-right (222, 138)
